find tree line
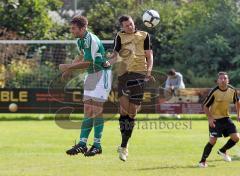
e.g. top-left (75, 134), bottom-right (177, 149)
top-left (1, 0), bottom-right (240, 87)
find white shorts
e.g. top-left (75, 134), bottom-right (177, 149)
top-left (83, 69), bottom-right (112, 102)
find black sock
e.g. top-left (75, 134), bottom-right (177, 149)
top-left (119, 115), bottom-right (135, 148)
top-left (219, 139), bottom-right (236, 153)
top-left (119, 115), bottom-right (128, 147)
top-left (119, 115), bottom-right (128, 136)
top-left (121, 134), bottom-right (130, 148)
top-left (200, 142), bottom-right (213, 162)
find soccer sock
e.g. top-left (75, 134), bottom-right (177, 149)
top-left (219, 139), bottom-right (237, 153)
top-left (79, 117), bottom-right (93, 146)
top-left (119, 115), bottom-right (128, 135)
top-left (93, 117), bottom-right (104, 149)
top-left (200, 142), bottom-right (213, 162)
top-left (120, 115), bottom-right (135, 148)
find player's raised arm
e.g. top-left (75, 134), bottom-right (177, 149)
top-left (144, 33), bottom-right (153, 79)
top-left (144, 50), bottom-right (154, 82)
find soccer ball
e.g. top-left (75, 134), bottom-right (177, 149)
top-left (9, 103), bottom-right (18, 112)
top-left (142, 10), bottom-right (160, 28)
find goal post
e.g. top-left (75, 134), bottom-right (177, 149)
top-left (0, 40), bottom-right (113, 89)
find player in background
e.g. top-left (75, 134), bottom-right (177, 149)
top-left (107, 15), bottom-right (153, 161)
top-left (59, 15), bottom-right (112, 157)
top-left (199, 72), bottom-right (240, 168)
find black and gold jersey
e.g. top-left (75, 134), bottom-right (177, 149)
top-left (203, 85), bottom-right (239, 119)
top-left (113, 30), bottom-right (151, 76)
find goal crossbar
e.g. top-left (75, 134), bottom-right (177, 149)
top-left (0, 40), bottom-right (113, 44)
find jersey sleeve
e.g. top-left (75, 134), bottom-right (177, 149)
top-left (233, 89), bottom-right (239, 104)
top-left (203, 89), bottom-right (215, 107)
top-left (144, 33), bottom-right (151, 50)
top-left (113, 34), bottom-right (121, 53)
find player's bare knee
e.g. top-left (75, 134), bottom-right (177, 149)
top-left (128, 114), bottom-right (136, 118)
top-left (120, 107), bottom-right (128, 116)
top-left (231, 133), bottom-right (240, 142)
top-left (128, 109), bottom-right (137, 118)
top-left (209, 141), bottom-right (216, 146)
top-left (209, 137), bottom-right (217, 145)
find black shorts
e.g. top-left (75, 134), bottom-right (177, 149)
top-left (209, 117), bottom-right (237, 138)
top-left (118, 72), bottom-right (146, 105)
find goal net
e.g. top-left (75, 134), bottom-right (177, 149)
top-left (0, 40), bottom-right (113, 89)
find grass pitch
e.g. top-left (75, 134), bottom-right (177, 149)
top-left (1, 117), bottom-right (240, 176)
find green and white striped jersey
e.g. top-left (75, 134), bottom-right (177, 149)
top-left (76, 31), bottom-right (108, 73)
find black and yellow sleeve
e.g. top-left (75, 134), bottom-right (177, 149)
top-left (203, 87), bottom-right (217, 107)
top-left (233, 89), bottom-right (239, 104)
